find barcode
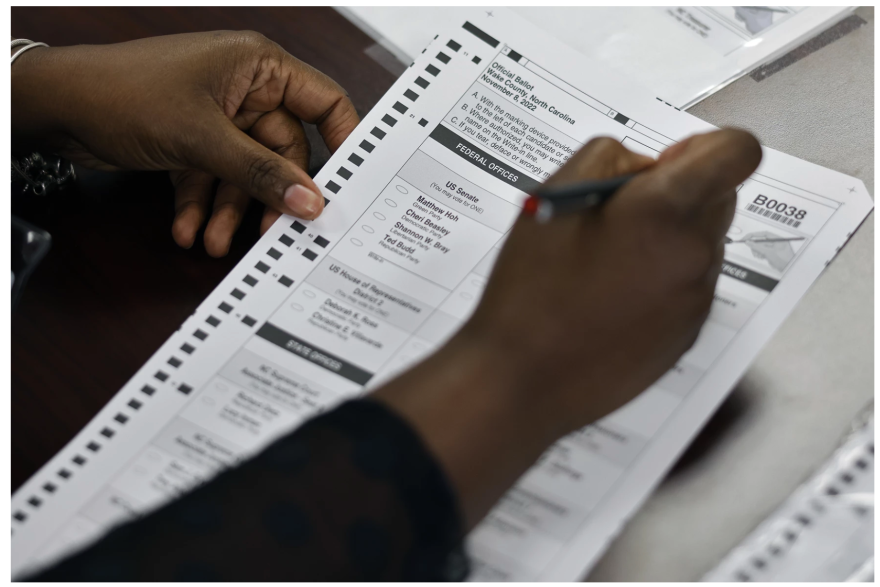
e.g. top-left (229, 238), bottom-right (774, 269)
top-left (746, 204), bottom-right (801, 228)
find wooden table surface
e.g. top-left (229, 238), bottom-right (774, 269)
top-left (11, 7), bottom-right (398, 491)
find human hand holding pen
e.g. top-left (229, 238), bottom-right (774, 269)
top-left (374, 130), bottom-right (762, 528)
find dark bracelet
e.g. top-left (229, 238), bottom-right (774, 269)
top-left (12, 152), bottom-right (76, 196)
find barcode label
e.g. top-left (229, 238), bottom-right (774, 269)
top-left (746, 203), bottom-right (802, 228)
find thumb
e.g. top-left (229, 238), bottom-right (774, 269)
top-left (191, 117), bottom-right (325, 220)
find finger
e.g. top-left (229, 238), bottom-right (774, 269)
top-left (204, 181), bottom-right (250, 258)
top-left (171, 170), bottom-right (214, 249)
top-left (249, 108), bottom-right (310, 236)
top-left (279, 53), bottom-right (360, 153)
top-left (616, 129), bottom-right (759, 245)
top-left (261, 207), bottom-right (282, 235)
top-left (632, 129), bottom-right (762, 214)
top-left (545, 137), bottom-right (655, 188)
top-left (655, 135), bottom-right (696, 165)
top-left (189, 114), bottom-right (325, 220)
top-left (250, 107), bottom-right (311, 175)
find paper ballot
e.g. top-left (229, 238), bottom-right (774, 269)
top-left (11, 9), bottom-right (873, 581)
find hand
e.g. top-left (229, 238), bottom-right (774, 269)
top-left (373, 129), bottom-right (762, 527)
top-left (11, 31), bottom-right (359, 256)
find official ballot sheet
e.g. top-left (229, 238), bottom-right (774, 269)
top-left (11, 9), bottom-right (873, 581)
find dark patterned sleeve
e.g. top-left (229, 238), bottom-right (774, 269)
top-left (27, 399), bottom-right (470, 581)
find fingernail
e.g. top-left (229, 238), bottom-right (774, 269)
top-left (284, 184), bottom-right (322, 217)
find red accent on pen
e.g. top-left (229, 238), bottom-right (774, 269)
top-left (523, 196), bottom-right (540, 216)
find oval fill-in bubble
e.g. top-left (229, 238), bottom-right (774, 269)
top-left (302, 290), bottom-right (316, 299)
top-left (362, 225), bottom-right (375, 234)
top-left (290, 303), bottom-right (304, 312)
top-left (460, 292), bottom-right (474, 300)
top-left (384, 198), bottom-right (398, 208)
top-left (395, 184), bottom-right (409, 194)
top-left (373, 212), bottom-right (387, 221)
top-left (350, 238), bottom-right (364, 247)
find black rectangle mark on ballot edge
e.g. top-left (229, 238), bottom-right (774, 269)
top-left (429, 124), bottom-right (541, 194)
top-left (507, 49), bottom-right (523, 63)
top-left (614, 112), bottom-right (630, 125)
top-left (720, 261), bottom-right (778, 292)
top-left (256, 322), bottom-right (373, 385)
top-left (392, 101), bottom-right (408, 114)
top-left (463, 22), bottom-right (499, 48)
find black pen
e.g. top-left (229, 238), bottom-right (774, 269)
top-left (523, 173), bottom-right (636, 223)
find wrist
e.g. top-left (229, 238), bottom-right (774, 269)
top-left (371, 330), bottom-right (564, 528)
top-left (12, 45), bottom-right (76, 147)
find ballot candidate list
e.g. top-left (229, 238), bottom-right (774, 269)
top-left (12, 11), bottom-right (872, 582)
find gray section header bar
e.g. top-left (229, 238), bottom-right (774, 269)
top-left (256, 323), bottom-right (373, 385)
top-left (720, 260), bottom-right (778, 292)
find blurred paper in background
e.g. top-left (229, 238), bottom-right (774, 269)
top-left (339, 6), bottom-right (854, 109)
